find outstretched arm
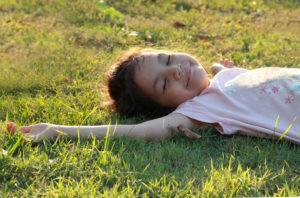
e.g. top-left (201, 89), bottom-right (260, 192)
top-left (7, 113), bottom-right (200, 142)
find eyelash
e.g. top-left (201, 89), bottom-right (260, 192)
top-left (163, 55), bottom-right (171, 92)
top-left (167, 55), bottom-right (171, 65)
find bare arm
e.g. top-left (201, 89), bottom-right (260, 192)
top-left (8, 113), bottom-right (199, 141)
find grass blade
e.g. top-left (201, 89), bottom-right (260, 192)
top-left (104, 121), bottom-right (111, 152)
top-left (277, 117), bottom-right (297, 142)
top-left (273, 115), bottom-right (279, 140)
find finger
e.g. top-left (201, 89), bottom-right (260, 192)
top-left (229, 61), bottom-right (234, 67)
top-left (7, 122), bottom-right (17, 135)
top-left (6, 123), bottom-right (12, 131)
top-left (178, 125), bottom-right (201, 140)
top-left (219, 60), bottom-right (225, 65)
top-left (224, 59), bottom-right (229, 66)
top-left (12, 125), bottom-right (17, 134)
top-left (7, 122), bottom-right (13, 130)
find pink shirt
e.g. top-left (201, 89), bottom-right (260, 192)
top-left (174, 67), bottom-right (300, 144)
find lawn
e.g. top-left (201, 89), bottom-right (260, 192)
top-left (0, 0), bottom-right (300, 196)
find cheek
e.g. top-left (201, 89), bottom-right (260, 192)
top-left (192, 69), bottom-right (207, 87)
top-left (167, 88), bottom-right (192, 106)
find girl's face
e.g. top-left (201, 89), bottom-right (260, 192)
top-left (134, 52), bottom-right (210, 108)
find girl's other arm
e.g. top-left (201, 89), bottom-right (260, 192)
top-left (211, 59), bottom-right (234, 75)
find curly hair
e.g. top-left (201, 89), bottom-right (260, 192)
top-left (107, 49), bottom-right (173, 118)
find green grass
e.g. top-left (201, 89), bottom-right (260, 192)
top-left (0, 0), bottom-right (300, 196)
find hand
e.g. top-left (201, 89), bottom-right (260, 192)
top-left (211, 59), bottom-right (234, 75)
top-left (168, 124), bottom-right (201, 140)
top-left (219, 59), bottom-right (234, 68)
top-left (178, 125), bottom-right (201, 139)
top-left (7, 122), bottom-right (57, 142)
top-left (6, 122), bottom-right (18, 135)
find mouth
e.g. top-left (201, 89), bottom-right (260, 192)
top-left (186, 66), bottom-right (191, 88)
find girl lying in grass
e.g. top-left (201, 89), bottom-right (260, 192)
top-left (6, 49), bottom-right (300, 144)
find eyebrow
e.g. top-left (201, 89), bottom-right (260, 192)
top-left (136, 56), bottom-right (145, 70)
top-left (137, 55), bottom-right (145, 65)
top-left (142, 55), bottom-right (145, 64)
top-left (157, 53), bottom-right (163, 63)
top-left (152, 54), bottom-right (163, 93)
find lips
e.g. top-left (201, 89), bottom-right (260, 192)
top-left (186, 66), bottom-right (191, 88)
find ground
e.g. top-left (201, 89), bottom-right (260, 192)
top-left (0, 0), bottom-right (299, 196)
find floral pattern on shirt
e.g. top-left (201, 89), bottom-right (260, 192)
top-left (224, 68), bottom-right (300, 105)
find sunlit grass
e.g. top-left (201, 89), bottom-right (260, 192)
top-left (0, 0), bottom-right (299, 196)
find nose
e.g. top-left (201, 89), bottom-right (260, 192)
top-left (167, 64), bottom-right (181, 80)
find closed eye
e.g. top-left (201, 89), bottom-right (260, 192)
top-left (163, 78), bottom-right (167, 93)
top-left (167, 55), bottom-right (171, 65)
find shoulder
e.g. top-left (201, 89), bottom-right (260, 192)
top-left (162, 113), bottom-right (197, 129)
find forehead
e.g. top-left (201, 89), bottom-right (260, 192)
top-left (135, 53), bottom-right (156, 75)
top-left (135, 52), bottom-right (156, 69)
top-left (136, 52), bottom-right (168, 67)
top-left (139, 52), bottom-right (158, 60)
top-left (133, 53), bottom-right (160, 95)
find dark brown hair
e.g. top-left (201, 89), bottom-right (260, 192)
top-left (107, 49), bottom-right (173, 118)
